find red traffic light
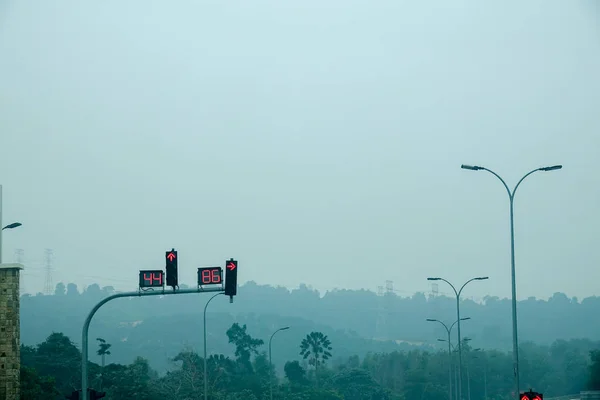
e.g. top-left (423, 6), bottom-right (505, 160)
top-left (167, 252), bottom-right (176, 262)
top-left (521, 391), bottom-right (543, 400)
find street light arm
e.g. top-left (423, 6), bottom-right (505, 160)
top-left (481, 167), bottom-right (512, 199)
top-left (269, 327), bottom-right (287, 347)
top-left (437, 278), bottom-right (459, 297)
top-left (449, 319), bottom-right (460, 332)
top-left (204, 292), bottom-right (224, 315)
top-left (427, 319), bottom-right (451, 335)
top-left (458, 277), bottom-right (484, 297)
top-left (512, 168), bottom-right (544, 199)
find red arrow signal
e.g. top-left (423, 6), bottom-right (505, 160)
top-left (227, 262), bottom-right (236, 271)
top-left (167, 252), bottom-right (176, 262)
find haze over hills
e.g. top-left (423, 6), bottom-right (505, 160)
top-left (20, 281), bottom-right (600, 373)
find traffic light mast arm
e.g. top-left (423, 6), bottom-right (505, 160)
top-left (81, 286), bottom-right (224, 400)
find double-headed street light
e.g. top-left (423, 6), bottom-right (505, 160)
top-left (427, 277), bottom-right (488, 400)
top-left (269, 326), bottom-right (290, 400)
top-left (0, 184), bottom-right (23, 263)
top-left (427, 317), bottom-right (471, 400)
top-left (461, 163), bottom-right (562, 396)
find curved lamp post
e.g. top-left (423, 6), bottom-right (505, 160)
top-left (269, 326), bottom-right (290, 400)
top-left (461, 163), bottom-right (562, 396)
top-left (204, 292), bottom-right (225, 400)
top-left (427, 317), bottom-right (471, 400)
top-left (427, 277), bottom-right (488, 400)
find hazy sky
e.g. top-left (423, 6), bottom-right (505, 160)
top-left (1, 0), bottom-right (599, 301)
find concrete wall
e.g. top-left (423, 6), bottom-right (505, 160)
top-left (0, 263), bottom-right (23, 400)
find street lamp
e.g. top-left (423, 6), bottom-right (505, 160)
top-left (203, 292), bottom-right (225, 400)
top-left (269, 326), bottom-right (290, 400)
top-left (427, 277), bottom-right (488, 400)
top-left (427, 317), bottom-right (471, 400)
top-left (0, 184), bottom-right (23, 263)
top-left (465, 348), bottom-right (481, 400)
top-left (461, 163), bottom-right (562, 396)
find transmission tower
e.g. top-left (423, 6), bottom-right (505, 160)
top-left (43, 249), bottom-right (54, 295)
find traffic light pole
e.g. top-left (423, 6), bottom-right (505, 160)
top-left (81, 287), bottom-right (224, 400)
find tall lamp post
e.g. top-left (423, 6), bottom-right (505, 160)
top-left (427, 317), bottom-right (471, 400)
top-left (269, 326), bottom-right (290, 400)
top-left (461, 163), bottom-right (562, 396)
top-left (0, 185), bottom-right (23, 264)
top-left (465, 347), bottom-right (480, 400)
top-left (427, 276), bottom-right (488, 400)
top-left (204, 292), bottom-right (224, 400)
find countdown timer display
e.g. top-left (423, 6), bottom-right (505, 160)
top-left (139, 270), bottom-right (164, 288)
top-left (198, 267), bottom-right (223, 285)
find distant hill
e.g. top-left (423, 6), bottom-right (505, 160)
top-left (20, 281), bottom-right (600, 373)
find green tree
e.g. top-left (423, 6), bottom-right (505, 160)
top-left (300, 331), bottom-right (333, 371)
top-left (20, 366), bottom-right (60, 400)
top-left (96, 338), bottom-right (112, 390)
top-left (285, 360), bottom-right (309, 386)
top-left (300, 331), bottom-right (333, 388)
top-left (54, 282), bottom-right (66, 296)
top-left (226, 323), bottom-right (264, 370)
top-left (30, 332), bottom-right (82, 394)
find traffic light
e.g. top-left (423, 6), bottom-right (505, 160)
top-left (165, 248), bottom-right (178, 288)
top-left (224, 258), bottom-right (238, 297)
top-left (89, 389), bottom-right (106, 399)
top-left (521, 390), bottom-right (543, 400)
top-left (65, 390), bottom-right (81, 400)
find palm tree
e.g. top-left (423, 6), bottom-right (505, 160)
top-left (96, 338), bottom-right (112, 390)
top-left (299, 331), bottom-right (333, 387)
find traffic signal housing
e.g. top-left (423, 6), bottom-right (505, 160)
top-left (225, 258), bottom-right (238, 297)
top-left (521, 390), bottom-right (543, 400)
top-left (165, 248), bottom-right (178, 288)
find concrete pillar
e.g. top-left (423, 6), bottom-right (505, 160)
top-left (0, 263), bottom-right (23, 400)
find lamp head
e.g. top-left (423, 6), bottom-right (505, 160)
top-left (539, 165), bottom-right (562, 171)
top-left (461, 164), bottom-right (484, 171)
top-left (2, 222), bottom-right (22, 230)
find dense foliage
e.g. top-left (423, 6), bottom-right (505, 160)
top-left (17, 282), bottom-right (600, 398)
top-left (20, 282), bottom-right (600, 374)
top-left (21, 328), bottom-right (600, 400)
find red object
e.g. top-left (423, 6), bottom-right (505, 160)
top-left (201, 268), bottom-right (222, 284)
top-left (167, 252), bottom-right (176, 262)
top-left (143, 272), bottom-right (163, 286)
top-left (227, 262), bottom-right (236, 271)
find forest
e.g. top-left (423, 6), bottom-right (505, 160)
top-left (18, 281), bottom-right (600, 398)
top-left (21, 327), bottom-right (600, 399)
